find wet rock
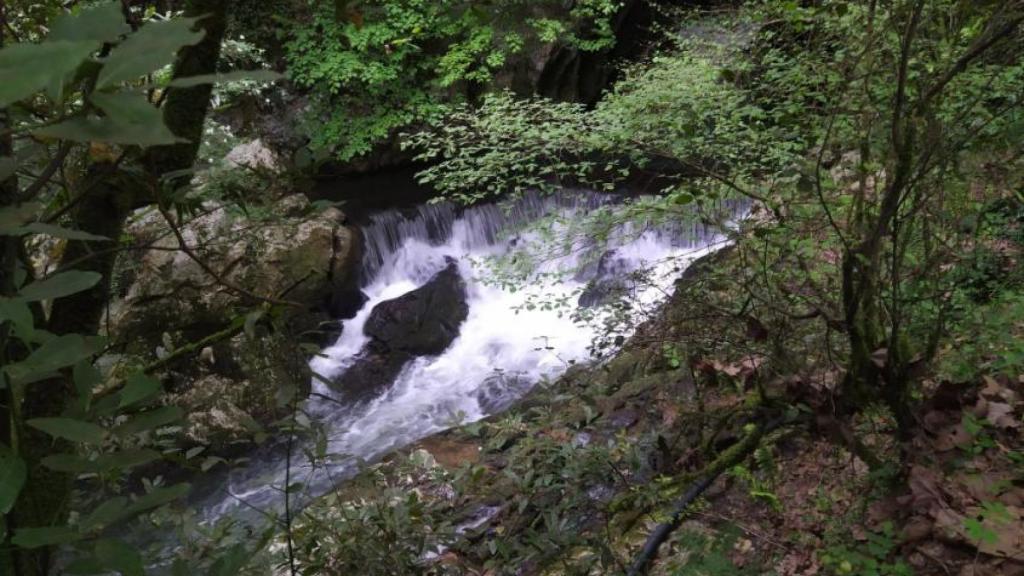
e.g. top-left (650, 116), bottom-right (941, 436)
top-left (578, 277), bottom-right (630, 308)
top-left (576, 249), bottom-right (629, 282)
top-left (330, 260), bottom-right (470, 402)
top-left (577, 250), bottom-right (634, 308)
top-left (476, 372), bottom-right (533, 414)
top-left (332, 289), bottom-right (369, 320)
top-left (329, 350), bottom-right (413, 403)
top-left (364, 258), bottom-right (469, 355)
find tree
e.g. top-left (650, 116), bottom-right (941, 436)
top-left (0, 2), bottom-right (242, 574)
top-left (830, 0), bottom-right (1024, 438)
top-left (405, 0), bottom-right (1024, 458)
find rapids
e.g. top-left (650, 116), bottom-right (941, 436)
top-left (193, 189), bottom-right (735, 523)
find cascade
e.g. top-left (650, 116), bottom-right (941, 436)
top-left (193, 189), bottom-right (739, 524)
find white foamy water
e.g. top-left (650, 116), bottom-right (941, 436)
top-left (196, 190), bottom-right (735, 521)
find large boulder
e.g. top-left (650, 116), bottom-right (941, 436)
top-left (108, 194), bottom-right (361, 450)
top-left (330, 260), bottom-right (469, 403)
top-left (364, 258), bottom-right (469, 355)
top-left (111, 194), bottom-right (361, 344)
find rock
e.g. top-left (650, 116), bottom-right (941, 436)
top-left (476, 372), bottom-right (533, 414)
top-left (225, 139), bottom-right (281, 172)
top-left (108, 194), bottom-right (361, 450)
top-left (364, 258), bottom-right (469, 355)
top-left (329, 350), bottom-right (413, 403)
top-left (165, 328), bottom-right (302, 448)
top-left (418, 435), bottom-right (482, 468)
top-left (111, 194), bottom-right (360, 346)
top-left (330, 260), bottom-right (469, 403)
top-left (577, 250), bottom-right (633, 308)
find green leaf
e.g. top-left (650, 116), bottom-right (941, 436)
top-left (96, 18), bottom-right (205, 89)
top-left (94, 539), bottom-right (144, 576)
top-left (34, 114), bottom-right (183, 147)
top-left (0, 298), bottom-right (33, 332)
top-left (4, 334), bottom-right (105, 385)
top-left (91, 91), bottom-right (163, 124)
top-left (119, 373), bottom-right (161, 408)
top-left (114, 406), bottom-right (183, 436)
top-left (80, 497), bottom-right (128, 532)
top-left (12, 223), bottom-right (110, 241)
top-left (63, 557), bottom-right (106, 574)
top-left (210, 544), bottom-right (249, 576)
top-left (0, 41), bottom-right (98, 107)
top-left (40, 453), bottom-right (98, 473)
top-left (27, 417), bottom-right (107, 445)
top-left (167, 69), bottom-right (284, 87)
top-left (0, 446), bottom-right (27, 514)
top-left (124, 483), bottom-right (190, 515)
top-left (0, 202), bottom-right (43, 234)
top-left (74, 361), bottom-right (103, 400)
top-left (11, 526), bottom-right (81, 549)
top-left (42, 448), bottom-right (160, 473)
top-left (49, 2), bottom-right (130, 44)
top-left (18, 271), bottom-right (102, 302)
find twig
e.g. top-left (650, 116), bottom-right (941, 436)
top-left (155, 202), bottom-right (304, 308)
top-left (17, 142), bottom-right (73, 203)
top-left (627, 415), bottom-right (788, 576)
top-left (142, 319), bottom-right (245, 374)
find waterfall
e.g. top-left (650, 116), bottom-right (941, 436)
top-left (192, 189), bottom-right (739, 526)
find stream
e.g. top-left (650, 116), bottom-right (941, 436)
top-left (190, 189), bottom-right (736, 528)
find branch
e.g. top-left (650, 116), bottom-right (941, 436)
top-left (17, 143), bottom-right (72, 203)
top-left (142, 318), bottom-right (245, 374)
top-left (919, 12), bottom-right (1024, 109)
top-left (155, 203), bottom-right (304, 308)
top-left (627, 414), bottom-right (789, 575)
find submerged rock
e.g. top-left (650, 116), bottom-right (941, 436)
top-left (331, 260), bottom-right (469, 403)
top-left (476, 371), bottom-right (533, 414)
top-left (578, 250), bottom-right (634, 308)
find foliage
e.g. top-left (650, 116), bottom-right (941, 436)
top-left (663, 527), bottom-right (759, 576)
top-left (0, 2), bottom-right (280, 574)
top-left (293, 452), bottom-right (460, 575)
top-left (821, 522), bottom-right (914, 576)
top-left (407, 92), bottom-right (599, 203)
top-left (940, 291), bottom-right (1024, 381)
top-left (285, 0), bottom-right (624, 162)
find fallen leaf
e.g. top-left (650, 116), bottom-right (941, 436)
top-left (986, 401), bottom-right (1020, 429)
top-left (934, 505), bottom-right (1024, 560)
top-left (933, 423), bottom-right (974, 452)
top-left (901, 516), bottom-right (934, 543)
top-left (909, 465), bottom-right (948, 509)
